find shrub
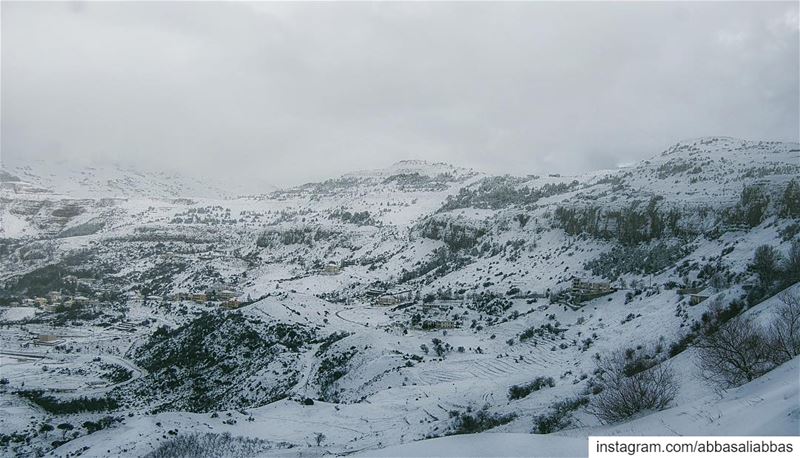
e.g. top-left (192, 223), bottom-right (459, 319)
top-left (779, 179), bottom-right (800, 218)
top-left (533, 397), bottom-right (589, 434)
top-left (447, 405), bottom-right (516, 435)
top-left (783, 241), bottom-right (800, 286)
top-left (694, 317), bottom-right (775, 389)
top-left (769, 291), bottom-right (800, 363)
top-left (737, 185), bottom-right (770, 227)
top-left (590, 350), bottom-right (677, 424)
top-left (508, 376), bottom-right (555, 400)
top-left (751, 245), bottom-right (783, 287)
top-left (82, 416), bottom-right (118, 434)
top-left (56, 423), bottom-right (74, 438)
top-left (38, 423), bottom-right (54, 436)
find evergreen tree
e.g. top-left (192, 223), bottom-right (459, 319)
top-left (739, 186), bottom-right (770, 227)
top-left (780, 179), bottom-right (800, 218)
top-left (783, 240), bottom-right (800, 285)
top-left (751, 245), bottom-right (782, 286)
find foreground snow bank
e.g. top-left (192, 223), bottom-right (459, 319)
top-left (358, 433), bottom-right (583, 457)
top-left (361, 356), bottom-right (799, 457)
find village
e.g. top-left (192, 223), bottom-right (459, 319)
top-left (4, 259), bottom-right (714, 344)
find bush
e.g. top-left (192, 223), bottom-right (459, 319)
top-left (533, 397), bottom-right (589, 434)
top-left (737, 185), bottom-right (770, 227)
top-left (447, 405), bottom-right (516, 435)
top-left (694, 317), bottom-right (775, 389)
top-left (82, 416), bottom-right (118, 434)
top-left (751, 245), bottom-right (783, 287)
top-left (783, 241), bottom-right (800, 286)
top-left (590, 350), bottom-right (677, 424)
top-left (779, 179), bottom-right (800, 218)
top-left (769, 291), bottom-right (800, 363)
top-left (56, 422), bottom-right (74, 438)
top-left (508, 376), bottom-right (555, 400)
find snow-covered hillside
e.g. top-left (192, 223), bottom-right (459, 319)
top-left (0, 137), bottom-right (798, 457)
top-left (364, 356), bottom-right (800, 457)
top-left (2, 157), bottom-right (274, 199)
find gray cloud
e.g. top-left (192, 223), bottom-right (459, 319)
top-left (2, 1), bottom-right (798, 187)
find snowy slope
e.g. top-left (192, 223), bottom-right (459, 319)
top-left (362, 356), bottom-right (799, 457)
top-left (2, 156), bottom-right (274, 198)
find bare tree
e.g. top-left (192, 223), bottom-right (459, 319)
top-left (314, 432), bottom-right (326, 447)
top-left (694, 317), bottom-right (774, 389)
top-left (769, 291), bottom-right (800, 364)
top-left (590, 350), bottom-right (677, 424)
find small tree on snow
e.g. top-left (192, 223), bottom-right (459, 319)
top-left (782, 241), bottom-right (800, 285)
top-left (314, 432), bottom-right (326, 446)
top-left (751, 245), bottom-right (782, 287)
top-left (39, 423), bottom-right (54, 437)
top-left (769, 291), bottom-right (800, 364)
top-left (590, 350), bottom-right (677, 424)
top-left (57, 422), bottom-right (74, 438)
top-left (694, 317), bottom-right (774, 389)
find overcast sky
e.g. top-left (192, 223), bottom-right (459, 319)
top-left (2, 1), bottom-right (798, 187)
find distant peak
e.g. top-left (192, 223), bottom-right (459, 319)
top-left (660, 136), bottom-right (749, 157)
top-left (389, 159), bottom-right (449, 168)
top-left (343, 159), bottom-right (472, 179)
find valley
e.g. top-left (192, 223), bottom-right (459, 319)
top-left (1, 137), bottom-right (799, 457)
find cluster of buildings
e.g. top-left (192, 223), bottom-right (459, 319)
top-left (569, 277), bottom-right (711, 306)
top-left (321, 262), bottom-right (343, 275)
top-left (7, 275), bottom-right (104, 312)
top-left (353, 285), bottom-right (462, 330)
top-left (570, 278), bottom-right (616, 304)
top-left (420, 319), bottom-right (460, 330)
top-left (365, 287), bottom-right (415, 307)
top-left (676, 286), bottom-right (710, 305)
top-left (17, 289), bottom-right (96, 313)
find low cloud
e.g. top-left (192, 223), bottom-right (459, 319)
top-left (2, 1), bottom-right (798, 186)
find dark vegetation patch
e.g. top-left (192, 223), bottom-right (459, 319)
top-left (145, 432), bottom-right (291, 458)
top-left (17, 391), bottom-right (119, 414)
top-left (585, 242), bottom-right (692, 280)
top-left (440, 176), bottom-right (578, 211)
top-left (508, 376), bottom-right (555, 400)
top-left (129, 312), bottom-right (315, 412)
top-left (533, 396), bottom-right (590, 434)
top-left (446, 405), bottom-right (517, 435)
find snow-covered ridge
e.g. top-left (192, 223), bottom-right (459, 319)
top-left (1, 157), bottom-right (272, 199)
top-left (344, 159), bottom-right (477, 179)
top-left (659, 136), bottom-right (799, 158)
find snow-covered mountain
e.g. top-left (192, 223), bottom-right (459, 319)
top-left (1, 157), bottom-right (275, 199)
top-left (0, 137), bottom-right (798, 457)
